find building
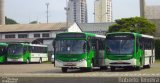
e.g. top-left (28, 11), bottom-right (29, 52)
top-left (0, 0), bottom-right (5, 25)
top-left (139, 0), bottom-right (160, 20)
top-left (0, 23), bottom-right (82, 51)
top-left (145, 6), bottom-right (160, 20)
top-left (94, 0), bottom-right (112, 22)
top-left (67, 0), bottom-right (88, 24)
top-left (69, 22), bottom-right (114, 35)
top-left (0, 23), bottom-right (82, 40)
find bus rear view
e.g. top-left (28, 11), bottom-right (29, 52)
top-left (105, 32), bottom-right (155, 71)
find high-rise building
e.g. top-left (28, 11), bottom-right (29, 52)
top-left (94, 0), bottom-right (112, 23)
top-left (0, 0), bottom-right (5, 25)
top-left (66, 0), bottom-right (88, 24)
top-left (145, 6), bottom-right (160, 19)
top-left (139, 0), bottom-right (160, 19)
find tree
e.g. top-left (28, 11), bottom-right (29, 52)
top-left (29, 21), bottom-right (38, 24)
top-left (5, 17), bottom-right (18, 24)
top-left (108, 17), bottom-right (156, 35)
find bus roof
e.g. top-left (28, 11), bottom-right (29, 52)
top-left (141, 34), bottom-right (154, 39)
top-left (0, 43), bottom-right (8, 46)
top-left (8, 43), bottom-right (47, 47)
top-left (56, 32), bottom-right (106, 38)
top-left (106, 32), bottom-right (154, 39)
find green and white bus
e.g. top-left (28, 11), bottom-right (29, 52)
top-left (7, 43), bottom-right (48, 63)
top-left (54, 32), bottom-right (106, 72)
top-left (0, 43), bottom-right (8, 63)
top-left (105, 32), bottom-right (155, 71)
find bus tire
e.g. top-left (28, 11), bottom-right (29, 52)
top-left (100, 66), bottom-right (108, 70)
top-left (62, 67), bottom-right (68, 73)
top-left (145, 65), bottom-right (151, 68)
top-left (80, 67), bottom-right (86, 72)
top-left (110, 66), bottom-right (115, 71)
top-left (145, 61), bottom-right (151, 68)
top-left (145, 58), bottom-right (151, 68)
top-left (86, 67), bottom-right (92, 72)
top-left (135, 66), bottom-right (141, 70)
top-left (39, 58), bottom-right (42, 64)
top-left (87, 61), bottom-right (93, 72)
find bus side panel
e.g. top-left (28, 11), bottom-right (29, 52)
top-left (30, 53), bottom-right (48, 62)
top-left (40, 53), bottom-right (48, 62)
top-left (144, 50), bottom-right (152, 65)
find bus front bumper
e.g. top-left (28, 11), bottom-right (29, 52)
top-left (7, 58), bottom-right (23, 62)
top-left (55, 59), bottom-right (87, 68)
top-left (106, 58), bottom-right (137, 67)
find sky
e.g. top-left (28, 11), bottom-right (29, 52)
top-left (4, 0), bottom-right (160, 24)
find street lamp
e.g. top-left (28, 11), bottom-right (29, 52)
top-left (46, 2), bottom-right (49, 23)
top-left (64, 0), bottom-right (70, 27)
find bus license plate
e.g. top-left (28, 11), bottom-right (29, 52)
top-left (64, 63), bottom-right (76, 66)
top-left (13, 59), bottom-right (17, 61)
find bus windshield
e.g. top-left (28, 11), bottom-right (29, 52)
top-left (8, 44), bottom-right (23, 55)
top-left (106, 38), bottom-right (134, 55)
top-left (55, 40), bottom-right (86, 54)
top-left (0, 46), bottom-right (7, 55)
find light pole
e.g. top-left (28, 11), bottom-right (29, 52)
top-left (140, 0), bottom-right (145, 17)
top-left (0, 0), bottom-right (5, 25)
top-left (64, 0), bottom-right (69, 27)
top-left (46, 2), bottom-right (49, 23)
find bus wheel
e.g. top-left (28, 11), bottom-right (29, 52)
top-left (39, 58), bottom-right (42, 64)
top-left (145, 58), bottom-right (151, 68)
top-left (144, 65), bottom-right (150, 68)
top-left (87, 67), bottom-right (92, 72)
top-left (100, 66), bottom-right (108, 70)
top-left (110, 66), bottom-right (116, 71)
top-left (62, 67), bottom-right (68, 73)
top-left (86, 62), bottom-right (93, 72)
top-left (135, 66), bottom-right (141, 70)
top-left (136, 66), bottom-right (141, 70)
top-left (145, 63), bottom-right (151, 68)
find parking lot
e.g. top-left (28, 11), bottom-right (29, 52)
top-left (0, 61), bottom-right (160, 83)
top-left (0, 61), bottom-right (160, 75)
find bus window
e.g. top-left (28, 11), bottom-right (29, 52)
top-left (87, 41), bottom-right (90, 52)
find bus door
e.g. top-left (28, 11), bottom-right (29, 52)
top-left (92, 38), bottom-right (105, 67)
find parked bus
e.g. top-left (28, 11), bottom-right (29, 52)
top-left (0, 43), bottom-right (8, 63)
top-left (105, 32), bottom-right (155, 71)
top-left (7, 43), bottom-right (48, 63)
top-left (54, 32), bottom-right (106, 72)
